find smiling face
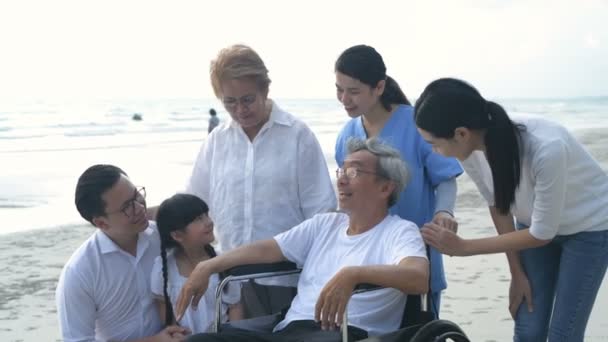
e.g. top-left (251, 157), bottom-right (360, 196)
top-left (337, 150), bottom-right (392, 213)
top-left (93, 175), bottom-right (148, 239)
top-left (417, 127), bottom-right (477, 161)
top-left (335, 72), bottom-right (384, 118)
top-left (172, 214), bottom-right (215, 250)
top-left (221, 78), bottom-right (269, 137)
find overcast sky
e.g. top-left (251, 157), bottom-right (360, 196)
top-left (0, 0), bottom-right (606, 100)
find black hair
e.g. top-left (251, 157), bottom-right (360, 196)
top-left (155, 193), bottom-right (225, 326)
top-left (75, 164), bottom-right (127, 224)
top-left (414, 78), bottom-right (524, 215)
top-left (209, 108), bottom-right (217, 116)
top-left (335, 44), bottom-right (410, 110)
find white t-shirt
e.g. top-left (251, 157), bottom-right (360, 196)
top-left (55, 223), bottom-right (163, 342)
top-left (273, 212), bottom-right (427, 336)
top-left (461, 115), bottom-right (608, 239)
top-left (150, 251), bottom-right (241, 333)
top-left (186, 100), bottom-right (337, 253)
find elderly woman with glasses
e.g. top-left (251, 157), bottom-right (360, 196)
top-left (183, 44), bottom-right (337, 318)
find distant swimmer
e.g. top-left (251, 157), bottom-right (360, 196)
top-left (208, 108), bottom-right (219, 133)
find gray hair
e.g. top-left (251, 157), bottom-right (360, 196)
top-left (346, 137), bottom-right (410, 206)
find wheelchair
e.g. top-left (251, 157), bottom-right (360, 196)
top-left (211, 261), bottom-right (470, 342)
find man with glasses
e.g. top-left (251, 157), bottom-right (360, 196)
top-left (176, 138), bottom-right (430, 342)
top-left (55, 164), bottom-right (189, 342)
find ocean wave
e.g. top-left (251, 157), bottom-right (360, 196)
top-left (64, 129), bottom-right (123, 137)
top-left (0, 134), bottom-right (47, 140)
top-left (0, 198), bottom-right (47, 209)
top-left (0, 138), bottom-right (201, 153)
top-left (169, 116), bottom-right (204, 122)
top-left (47, 122), bottom-right (117, 129)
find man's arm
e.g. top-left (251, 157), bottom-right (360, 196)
top-left (351, 257), bottom-right (429, 294)
top-left (57, 269), bottom-right (188, 342)
top-left (175, 239), bottom-right (286, 320)
top-left (314, 257), bottom-right (429, 330)
top-left (56, 268), bottom-right (98, 342)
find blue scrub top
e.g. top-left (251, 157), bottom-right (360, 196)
top-left (335, 105), bottom-right (463, 292)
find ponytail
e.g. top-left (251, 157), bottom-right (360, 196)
top-left (484, 101), bottom-right (523, 214)
top-left (414, 78), bottom-right (525, 214)
top-left (380, 76), bottom-right (410, 110)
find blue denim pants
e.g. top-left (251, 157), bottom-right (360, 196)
top-left (513, 227), bottom-right (608, 342)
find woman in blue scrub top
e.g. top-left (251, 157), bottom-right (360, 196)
top-left (334, 45), bottom-right (463, 316)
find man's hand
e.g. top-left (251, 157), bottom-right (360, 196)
top-left (175, 263), bottom-right (212, 321)
top-left (421, 222), bottom-right (467, 256)
top-left (431, 211), bottom-right (458, 233)
top-left (314, 267), bottom-right (358, 331)
top-left (150, 325), bottom-right (190, 342)
top-left (509, 271), bottom-right (533, 319)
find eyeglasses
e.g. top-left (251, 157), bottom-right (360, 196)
top-left (222, 94), bottom-right (257, 111)
top-left (336, 167), bottom-right (383, 180)
top-left (106, 186), bottom-right (147, 218)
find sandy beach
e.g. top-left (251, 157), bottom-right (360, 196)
top-left (1, 127), bottom-right (607, 342)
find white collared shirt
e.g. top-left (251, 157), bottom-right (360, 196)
top-left (55, 223), bottom-right (163, 342)
top-left (186, 100), bottom-right (337, 252)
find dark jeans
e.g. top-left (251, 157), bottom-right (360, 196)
top-left (186, 320), bottom-right (369, 342)
top-left (513, 228), bottom-right (608, 342)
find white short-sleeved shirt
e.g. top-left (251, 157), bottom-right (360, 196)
top-left (273, 212), bottom-right (427, 336)
top-left (461, 115), bottom-right (608, 239)
top-left (150, 251), bottom-right (241, 333)
top-left (55, 222), bottom-right (163, 342)
top-left (186, 100), bottom-right (337, 253)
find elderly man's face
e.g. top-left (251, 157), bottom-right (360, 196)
top-left (337, 150), bottom-right (389, 213)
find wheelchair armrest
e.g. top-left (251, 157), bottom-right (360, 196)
top-left (353, 283), bottom-right (382, 293)
top-left (225, 261), bottom-right (299, 276)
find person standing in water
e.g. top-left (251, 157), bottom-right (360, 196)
top-left (208, 108), bottom-right (219, 133)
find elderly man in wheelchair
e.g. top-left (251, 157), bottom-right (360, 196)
top-left (175, 138), bottom-right (464, 342)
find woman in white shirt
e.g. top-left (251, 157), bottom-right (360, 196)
top-left (185, 44), bottom-right (337, 318)
top-left (152, 194), bottom-right (242, 333)
top-left (413, 78), bottom-right (608, 342)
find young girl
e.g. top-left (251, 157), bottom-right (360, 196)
top-left (151, 193), bottom-right (242, 333)
top-left (333, 44), bottom-right (463, 316)
top-left (415, 77), bottom-right (608, 341)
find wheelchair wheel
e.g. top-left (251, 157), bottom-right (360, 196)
top-left (409, 319), bottom-right (470, 342)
